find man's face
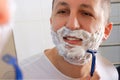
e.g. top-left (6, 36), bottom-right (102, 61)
top-left (50, 0), bottom-right (107, 45)
top-left (51, 0), bottom-right (112, 65)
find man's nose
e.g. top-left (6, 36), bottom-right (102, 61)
top-left (65, 13), bottom-right (80, 30)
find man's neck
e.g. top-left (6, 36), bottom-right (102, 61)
top-left (44, 47), bottom-right (92, 78)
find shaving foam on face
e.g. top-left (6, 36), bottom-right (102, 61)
top-left (51, 26), bottom-right (104, 65)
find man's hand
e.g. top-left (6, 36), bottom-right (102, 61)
top-left (80, 71), bottom-right (100, 80)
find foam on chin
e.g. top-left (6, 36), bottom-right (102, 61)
top-left (51, 26), bottom-right (104, 65)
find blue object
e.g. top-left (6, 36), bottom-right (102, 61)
top-left (2, 54), bottom-right (23, 80)
top-left (87, 49), bottom-right (97, 77)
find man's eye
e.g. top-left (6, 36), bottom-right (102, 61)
top-left (57, 10), bottom-right (66, 14)
top-left (81, 12), bottom-right (93, 17)
top-left (57, 10), bottom-right (69, 15)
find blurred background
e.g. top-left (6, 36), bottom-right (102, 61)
top-left (4, 0), bottom-right (120, 64)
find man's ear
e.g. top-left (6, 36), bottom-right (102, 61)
top-left (103, 22), bottom-right (113, 40)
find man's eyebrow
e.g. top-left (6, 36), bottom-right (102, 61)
top-left (55, 1), bottom-right (69, 8)
top-left (80, 4), bottom-right (94, 10)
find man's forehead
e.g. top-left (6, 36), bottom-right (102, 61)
top-left (54, 0), bottom-right (99, 4)
top-left (53, 0), bottom-right (101, 12)
top-left (53, 0), bottom-right (100, 8)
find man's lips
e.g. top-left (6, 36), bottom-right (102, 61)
top-left (63, 36), bottom-right (83, 45)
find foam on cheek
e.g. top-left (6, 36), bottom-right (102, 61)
top-left (89, 25), bottom-right (104, 50)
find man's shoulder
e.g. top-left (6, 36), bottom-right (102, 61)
top-left (19, 52), bottom-right (44, 67)
top-left (96, 54), bottom-right (118, 80)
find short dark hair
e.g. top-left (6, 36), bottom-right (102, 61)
top-left (52, 0), bottom-right (111, 23)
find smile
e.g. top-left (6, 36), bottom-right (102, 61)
top-left (63, 36), bottom-right (83, 45)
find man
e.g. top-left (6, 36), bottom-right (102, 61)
top-left (20, 0), bottom-right (118, 80)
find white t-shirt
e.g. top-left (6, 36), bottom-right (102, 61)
top-left (20, 52), bottom-right (118, 80)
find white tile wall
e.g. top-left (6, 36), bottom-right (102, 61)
top-left (14, 0), bottom-right (54, 62)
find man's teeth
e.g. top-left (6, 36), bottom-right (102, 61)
top-left (64, 37), bottom-right (83, 41)
top-left (67, 37), bottom-right (79, 40)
